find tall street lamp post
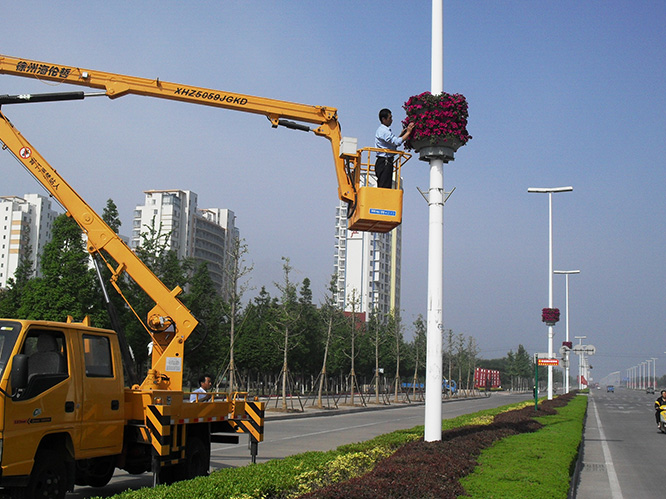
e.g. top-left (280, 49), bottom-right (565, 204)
top-left (529, 186), bottom-right (573, 400)
top-left (575, 335), bottom-right (586, 389)
top-left (424, 0), bottom-right (449, 442)
top-left (554, 270), bottom-right (579, 394)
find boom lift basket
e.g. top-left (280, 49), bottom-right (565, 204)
top-left (347, 147), bottom-right (411, 233)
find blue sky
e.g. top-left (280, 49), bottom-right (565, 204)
top-left (2, 1), bottom-right (665, 382)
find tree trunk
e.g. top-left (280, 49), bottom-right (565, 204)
top-left (281, 326), bottom-right (289, 410)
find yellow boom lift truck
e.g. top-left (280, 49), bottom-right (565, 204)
top-left (0, 55), bottom-right (410, 497)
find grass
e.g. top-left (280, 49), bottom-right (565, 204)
top-left (458, 394), bottom-right (587, 498)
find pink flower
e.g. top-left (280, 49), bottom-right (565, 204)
top-left (402, 91), bottom-right (471, 150)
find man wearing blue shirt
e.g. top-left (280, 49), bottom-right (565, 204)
top-left (374, 108), bottom-right (414, 188)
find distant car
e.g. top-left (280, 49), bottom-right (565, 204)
top-left (646, 387), bottom-right (655, 394)
top-left (607, 385), bottom-right (615, 392)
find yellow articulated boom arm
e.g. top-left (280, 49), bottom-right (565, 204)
top-left (0, 54), bottom-right (356, 205)
top-left (0, 55), bottom-right (405, 390)
top-left (0, 112), bottom-right (193, 392)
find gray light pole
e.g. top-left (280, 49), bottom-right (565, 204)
top-left (554, 270), bottom-right (580, 394)
top-left (574, 335), bottom-right (586, 389)
top-left (528, 186), bottom-right (573, 400)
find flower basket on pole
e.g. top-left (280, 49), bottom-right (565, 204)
top-left (402, 91), bottom-right (471, 162)
top-left (542, 308), bottom-right (560, 327)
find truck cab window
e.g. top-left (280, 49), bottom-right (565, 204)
top-left (83, 334), bottom-right (113, 377)
top-left (23, 331), bottom-right (67, 377)
top-left (17, 329), bottom-right (68, 399)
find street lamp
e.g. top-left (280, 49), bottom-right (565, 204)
top-left (554, 269), bottom-right (580, 394)
top-left (574, 335), bottom-right (586, 389)
top-left (529, 186), bottom-right (573, 400)
top-left (653, 358), bottom-right (658, 391)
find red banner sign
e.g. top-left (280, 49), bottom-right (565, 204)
top-left (474, 367), bottom-right (501, 389)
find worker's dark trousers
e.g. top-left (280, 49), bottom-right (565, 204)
top-left (374, 156), bottom-right (394, 189)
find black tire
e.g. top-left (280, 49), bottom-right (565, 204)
top-left (175, 436), bottom-right (210, 480)
top-left (76, 456), bottom-right (116, 487)
top-left (12, 449), bottom-right (68, 499)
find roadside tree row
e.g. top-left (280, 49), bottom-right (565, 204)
top-left (0, 202), bottom-right (538, 399)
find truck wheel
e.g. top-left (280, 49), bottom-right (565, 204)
top-left (13, 449), bottom-right (68, 499)
top-left (76, 456), bottom-right (116, 487)
top-left (174, 436), bottom-right (209, 480)
top-left (185, 437), bottom-right (210, 478)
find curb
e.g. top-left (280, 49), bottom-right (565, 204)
top-left (568, 392), bottom-right (588, 499)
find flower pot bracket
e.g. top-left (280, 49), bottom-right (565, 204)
top-left (412, 136), bottom-right (462, 162)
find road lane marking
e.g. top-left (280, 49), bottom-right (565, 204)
top-left (591, 398), bottom-right (623, 499)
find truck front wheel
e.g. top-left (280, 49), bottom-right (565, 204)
top-left (12, 449), bottom-right (68, 499)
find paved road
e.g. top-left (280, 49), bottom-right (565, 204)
top-left (67, 392), bottom-right (532, 498)
top-left (576, 387), bottom-right (663, 498)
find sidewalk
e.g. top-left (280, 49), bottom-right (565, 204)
top-left (261, 392), bottom-right (499, 421)
top-left (262, 396), bottom-right (424, 421)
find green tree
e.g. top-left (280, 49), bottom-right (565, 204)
top-left (366, 308), bottom-right (388, 403)
top-left (102, 198), bottom-right (122, 233)
top-left (515, 344), bottom-right (533, 391)
top-left (465, 336), bottom-right (479, 390)
top-left (444, 329), bottom-right (455, 395)
top-left (236, 287), bottom-right (280, 376)
top-left (220, 238), bottom-right (253, 393)
top-left (315, 274), bottom-right (344, 407)
top-left (294, 277), bottom-right (322, 377)
top-left (93, 198), bottom-right (134, 331)
top-left (273, 257), bottom-right (302, 410)
top-left (0, 243), bottom-right (34, 318)
top-left (409, 315), bottom-right (427, 397)
top-left (122, 217), bottom-right (192, 375)
top-left (182, 263), bottom-right (227, 385)
top-left (341, 289), bottom-right (366, 405)
top-left (506, 350), bottom-right (518, 390)
top-left (388, 312), bottom-right (404, 402)
top-left (17, 215), bottom-right (99, 321)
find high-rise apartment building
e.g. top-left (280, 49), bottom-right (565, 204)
top-left (131, 190), bottom-right (198, 260)
top-left (195, 208), bottom-right (238, 300)
top-left (333, 185), bottom-right (402, 323)
top-left (131, 190), bottom-right (237, 298)
top-left (0, 194), bottom-right (58, 288)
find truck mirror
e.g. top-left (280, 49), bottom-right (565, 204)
top-left (10, 354), bottom-right (29, 392)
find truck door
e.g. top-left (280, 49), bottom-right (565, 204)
top-left (2, 328), bottom-right (78, 476)
top-left (78, 332), bottom-right (124, 453)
